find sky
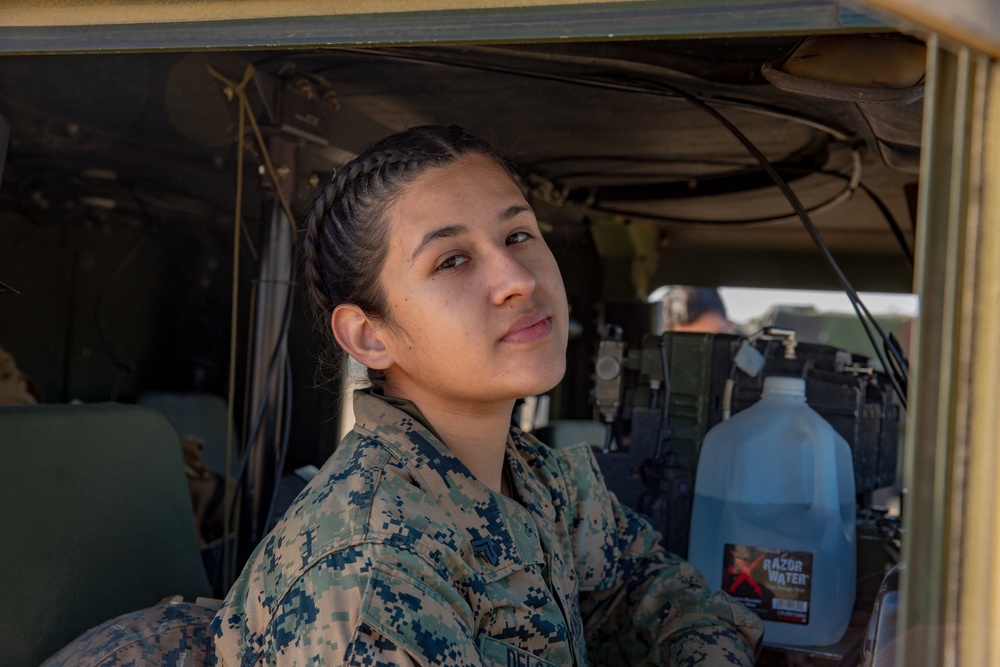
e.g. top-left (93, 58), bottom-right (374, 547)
top-left (717, 287), bottom-right (919, 325)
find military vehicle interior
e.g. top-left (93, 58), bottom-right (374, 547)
top-left (0, 27), bottom-right (921, 665)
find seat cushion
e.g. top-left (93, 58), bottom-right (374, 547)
top-left (0, 403), bottom-right (211, 666)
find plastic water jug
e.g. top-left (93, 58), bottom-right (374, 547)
top-left (687, 375), bottom-right (856, 646)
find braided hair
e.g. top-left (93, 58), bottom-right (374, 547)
top-left (302, 125), bottom-right (520, 388)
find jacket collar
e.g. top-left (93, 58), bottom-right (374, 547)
top-left (352, 390), bottom-right (547, 582)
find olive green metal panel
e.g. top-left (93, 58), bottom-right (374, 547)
top-left (897, 36), bottom-right (1000, 667)
top-left (0, 0), bottom-right (883, 54)
top-left (953, 53), bottom-right (1000, 667)
top-left (897, 37), bottom-right (966, 667)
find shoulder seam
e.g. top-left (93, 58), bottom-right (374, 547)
top-left (259, 463), bottom-right (463, 640)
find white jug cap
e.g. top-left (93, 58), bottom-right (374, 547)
top-left (763, 375), bottom-right (806, 396)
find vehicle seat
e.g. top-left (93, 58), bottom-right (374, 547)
top-left (137, 390), bottom-right (233, 475)
top-left (0, 402), bottom-right (211, 667)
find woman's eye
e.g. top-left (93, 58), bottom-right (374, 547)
top-left (506, 230), bottom-right (532, 245)
top-left (437, 254), bottom-right (468, 271)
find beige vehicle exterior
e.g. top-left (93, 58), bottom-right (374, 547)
top-left (2, 2), bottom-right (999, 665)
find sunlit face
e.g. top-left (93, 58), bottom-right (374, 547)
top-left (375, 153), bottom-right (569, 411)
top-left (672, 312), bottom-right (736, 334)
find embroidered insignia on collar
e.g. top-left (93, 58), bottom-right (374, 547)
top-left (471, 537), bottom-right (500, 566)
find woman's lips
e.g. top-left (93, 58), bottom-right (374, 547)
top-left (501, 315), bottom-right (553, 344)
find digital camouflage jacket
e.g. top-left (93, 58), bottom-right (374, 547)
top-left (211, 390), bottom-right (763, 666)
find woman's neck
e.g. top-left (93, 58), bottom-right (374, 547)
top-left (385, 388), bottom-right (513, 494)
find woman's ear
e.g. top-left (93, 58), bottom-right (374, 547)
top-left (331, 304), bottom-right (394, 370)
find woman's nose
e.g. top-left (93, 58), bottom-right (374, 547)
top-left (490, 250), bottom-right (538, 305)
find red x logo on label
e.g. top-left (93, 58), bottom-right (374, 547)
top-left (728, 552), bottom-right (764, 596)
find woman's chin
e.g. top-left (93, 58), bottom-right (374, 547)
top-left (517, 359), bottom-right (567, 398)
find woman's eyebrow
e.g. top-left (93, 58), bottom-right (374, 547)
top-left (408, 205), bottom-right (534, 264)
top-left (410, 224), bottom-right (467, 264)
top-left (500, 204), bottom-right (533, 221)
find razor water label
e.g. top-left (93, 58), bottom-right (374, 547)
top-left (722, 544), bottom-right (812, 625)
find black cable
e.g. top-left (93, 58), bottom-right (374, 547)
top-left (95, 220), bottom-right (152, 401)
top-left (225, 285), bottom-right (293, 515)
top-left (637, 78), bottom-right (908, 407)
top-left (264, 354), bottom-right (295, 534)
top-left (531, 159), bottom-right (914, 266)
top-left (776, 168), bottom-right (914, 269)
top-left (859, 182), bottom-right (914, 269)
top-left (326, 47), bottom-right (854, 142)
top-left (579, 157), bottom-right (859, 225)
top-left (223, 273), bottom-right (297, 583)
top-left (525, 155), bottom-right (802, 184)
top-left (653, 335), bottom-right (672, 461)
top-left (526, 155), bottom-right (761, 171)
top-left (586, 184), bottom-right (850, 225)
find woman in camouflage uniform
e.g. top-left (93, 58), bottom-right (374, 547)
top-left (211, 125), bottom-right (763, 666)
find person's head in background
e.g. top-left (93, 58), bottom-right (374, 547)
top-left (661, 286), bottom-right (737, 334)
top-left (0, 344), bottom-right (39, 406)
